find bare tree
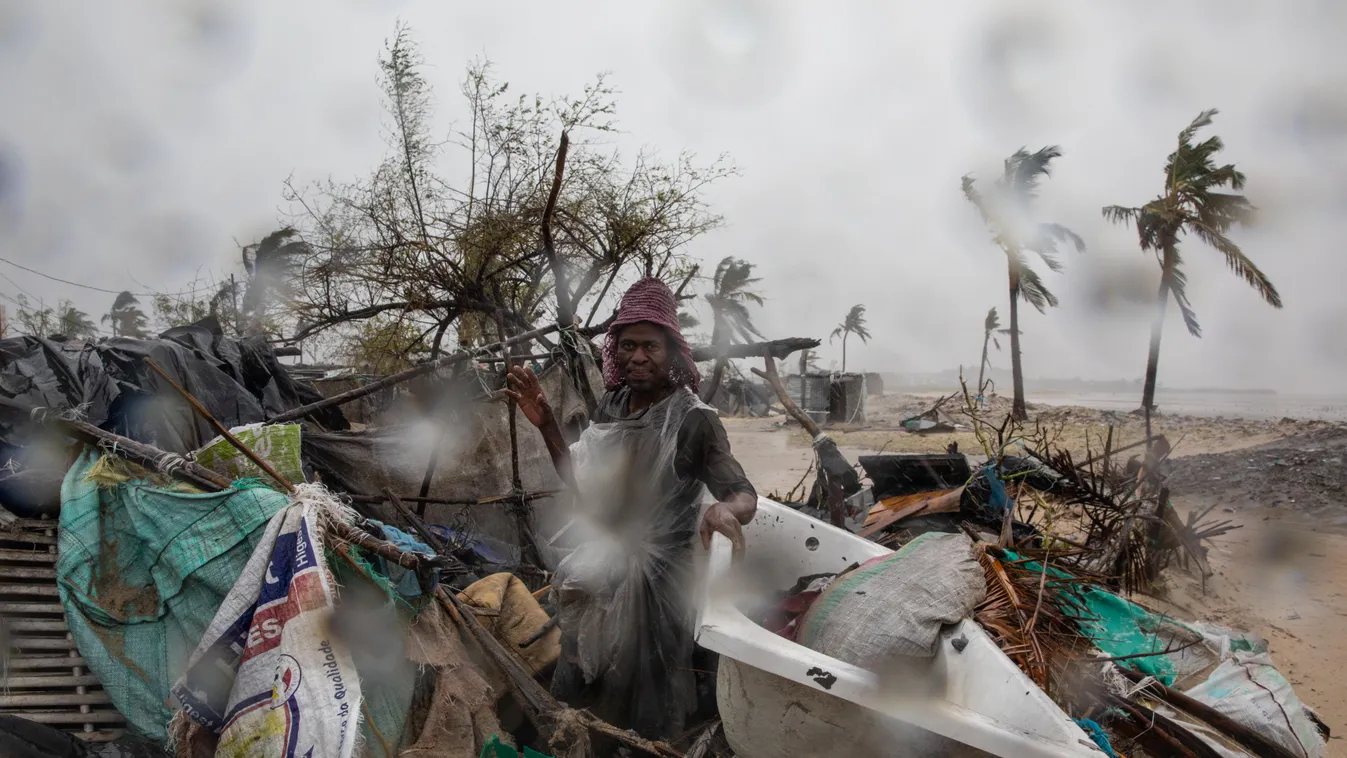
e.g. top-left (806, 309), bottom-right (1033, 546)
top-left (283, 26), bottom-right (734, 369)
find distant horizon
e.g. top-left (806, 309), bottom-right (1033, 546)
top-left (880, 367), bottom-right (1293, 397)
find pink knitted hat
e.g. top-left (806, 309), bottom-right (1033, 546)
top-left (602, 277), bottom-right (701, 391)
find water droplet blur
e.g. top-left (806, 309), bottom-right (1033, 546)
top-left (661, 0), bottom-right (787, 105)
top-left (957, 7), bottom-right (1065, 135)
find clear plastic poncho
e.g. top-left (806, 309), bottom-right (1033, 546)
top-left (549, 386), bottom-right (710, 740)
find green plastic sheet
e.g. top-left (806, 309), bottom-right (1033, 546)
top-left (56, 449), bottom-right (289, 741)
top-left (1005, 550), bottom-right (1197, 686)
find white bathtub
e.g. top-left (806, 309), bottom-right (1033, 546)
top-left (696, 497), bottom-right (1101, 757)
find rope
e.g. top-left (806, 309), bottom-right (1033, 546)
top-left (155, 452), bottom-right (188, 478)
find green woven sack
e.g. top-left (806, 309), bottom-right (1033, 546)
top-left (56, 450), bottom-right (288, 741)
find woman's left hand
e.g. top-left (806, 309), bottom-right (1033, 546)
top-left (700, 502), bottom-right (746, 556)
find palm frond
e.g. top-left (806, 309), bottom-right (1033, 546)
top-left (1195, 191), bottom-right (1255, 230)
top-left (984, 306), bottom-right (1001, 333)
top-left (1034, 248), bottom-right (1065, 273)
top-left (1104, 204), bottom-right (1167, 251)
top-left (1018, 264), bottom-right (1059, 314)
top-left (1163, 255), bottom-right (1202, 337)
top-left (1177, 109), bottom-right (1219, 149)
top-left (853, 324), bottom-right (872, 343)
top-left (1032, 223), bottom-right (1085, 257)
top-left (1101, 205), bottom-right (1141, 225)
top-left (830, 326), bottom-right (844, 343)
top-left (962, 175), bottom-right (991, 224)
top-left (724, 301), bottom-right (764, 343)
top-left (712, 256), bottom-right (734, 287)
top-left (1189, 222), bottom-right (1282, 308)
top-left (1003, 145), bottom-right (1063, 203)
top-left (111, 291), bottom-right (138, 311)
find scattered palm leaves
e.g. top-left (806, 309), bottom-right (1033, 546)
top-left (972, 542), bottom-right (1091, 697)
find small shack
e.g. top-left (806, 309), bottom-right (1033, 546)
top-left (864, 372), bottom-right (885, 396)
top-left (789, 371), bottom-right (867, 425)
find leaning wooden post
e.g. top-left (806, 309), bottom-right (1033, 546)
top-left (753, 357), bottom-right (846, 527)
top-left (145, 358), bottom-right (295, 492)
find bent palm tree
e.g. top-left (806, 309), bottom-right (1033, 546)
top-left (1103, 109), bottom-right (1278, 417)
top-left (102, 291), bottom-right (149, 338)
top-left (976, 306), bottom-right (1012, 394)
top-left (797, 347), bottom-right (821, 375)
top-left (830, 304), bottom-right (871, 372)
top-left (700, 256), bottom-right (765, 402)
top-left (241, 227), bottom-right (307, 335)
top-left (963, 146), bottom-right (1085, 419)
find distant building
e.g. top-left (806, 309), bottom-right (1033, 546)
top-left (788, 371), bottom-right (867, 425)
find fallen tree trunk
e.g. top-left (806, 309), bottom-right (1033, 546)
top-left (750, 359), bottom-right (820, 438)
top-left (752, 357), bottom-right (855, 526)
top-left (268, 322), bottom-right (565, 423)
top-left (692, 337), bottom-right (820, 363)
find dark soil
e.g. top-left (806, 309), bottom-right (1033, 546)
top-left (1169, 425), bottom-right (1347, 522)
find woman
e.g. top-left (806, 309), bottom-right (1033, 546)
top-left (506, 277), bottom-right (756, 740)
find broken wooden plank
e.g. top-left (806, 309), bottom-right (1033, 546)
top-left (859, 487), bottom-right (965, 538)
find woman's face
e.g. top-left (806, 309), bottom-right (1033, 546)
top-left (615, 322), bottom-right (672, 393)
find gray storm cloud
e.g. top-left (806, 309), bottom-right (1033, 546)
top-left (1, 0), bottom-right (1344, 392)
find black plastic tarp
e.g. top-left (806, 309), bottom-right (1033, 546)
top-left (0, 324), bottom-right (346, 514)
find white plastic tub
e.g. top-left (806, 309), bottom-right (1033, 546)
top-left (696, 497), bottom-right (1101, 757)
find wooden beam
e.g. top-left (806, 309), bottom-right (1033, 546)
top-left (267, 322), bottom-right (564, 423)
top-left (692, 337), bottom-right (820, 363)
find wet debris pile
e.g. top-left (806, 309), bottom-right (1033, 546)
top-left (768, 383), bottom-right (1327, 757)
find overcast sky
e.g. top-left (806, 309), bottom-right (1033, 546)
top-left (2, 0), bottom-right (1345, 393)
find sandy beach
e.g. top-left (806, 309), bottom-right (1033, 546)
top-left (724, 392), bottom-right (1347, 755)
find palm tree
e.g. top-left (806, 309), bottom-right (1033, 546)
top-left (241, 227), bottom-right (307, 335)
top-left (1103, 109), bottom-right (1278, 417)
top-left (963, 146), bottom-right (1084, 419)
top-left (976, 306), bottom-right (1013, 394)
top-left (830, 304), bottom-right (871, 373)
top-left (700, 256), bottom-right (765, 401)
top-left (102, 291), bottom-right (149, 338)
top-left (797, 347), bottom-right (821, 375)
top-left (55, 301), bottom-right (97, 340)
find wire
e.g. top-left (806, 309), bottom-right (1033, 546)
top-left (0, 254), bottom-right (219, 299)
top-left (0, 255), bottom-right (146, 295)
top-left (0, 271), bottom-right (39, 302)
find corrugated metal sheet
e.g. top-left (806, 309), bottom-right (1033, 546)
top-left (1, 517), bottom-right (126, 742)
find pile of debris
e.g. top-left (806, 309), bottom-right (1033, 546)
top-left (0, 323), bottom-right (1330, 758)
top-left (755, 394), bottom-right (1328, 758)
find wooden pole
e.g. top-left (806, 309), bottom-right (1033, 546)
top-left (1112, 665), bottom-right (1302, 758)
top-left (144, 358), bottom-right (295, 492)
top-left (751, 358), bottom-right (821, 438)
top-left (753, 358), bottom-right (848, 526)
